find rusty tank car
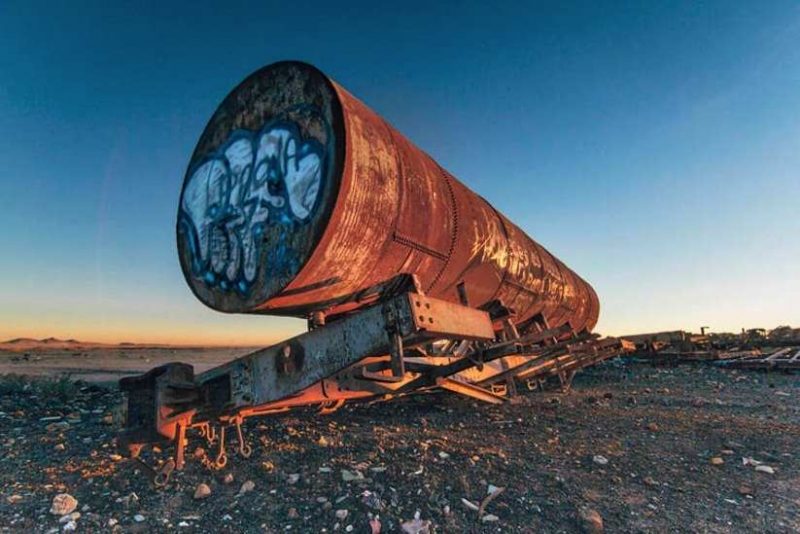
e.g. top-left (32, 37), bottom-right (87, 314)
top-left (122, 61), bottom-right (627, 479)
top-left (177, 61), bottom-right (598, 333)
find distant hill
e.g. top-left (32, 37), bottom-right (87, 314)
top-left (0, 337), bottom-right (260, 352)
top-left (0, 337), bottom-right (180, 352)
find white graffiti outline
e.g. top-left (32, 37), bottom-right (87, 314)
top-left (179, 121), bottom-right (325, 295)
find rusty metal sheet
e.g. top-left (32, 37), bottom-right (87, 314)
top-left (407, 294), bottom-right (494, 340)
top-left (189, 291), bottom-right (492, 410)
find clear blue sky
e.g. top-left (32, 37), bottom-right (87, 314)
top-left (1, 1), bottom-right (798, 344)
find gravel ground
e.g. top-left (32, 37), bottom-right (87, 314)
top-left (1, 360), bottom-right (798, 533)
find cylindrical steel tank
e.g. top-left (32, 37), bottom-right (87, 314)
top-left (177, 61), bottom-right (599, 333)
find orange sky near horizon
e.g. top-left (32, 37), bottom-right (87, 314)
top-left (1, 287), bottom-right (797, 346)
top-left (0, 306), bottom-right (303, 347)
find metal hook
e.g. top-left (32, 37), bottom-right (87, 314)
top-left (214, 426), bottom-right (228, 468)
top-left (198, 422), bottom-right (217, 445)
top-left (154, 458), bottom-right (175, 487)
top-left (235, 418), bottom-right (252, 458)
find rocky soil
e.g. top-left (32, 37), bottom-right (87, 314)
top-left (1, 360), bottom-right (798, 533)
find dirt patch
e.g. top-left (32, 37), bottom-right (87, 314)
top-left (1, 360), bottom-right (798, 532)
top-left (0, 347), bottom-right (251, 385)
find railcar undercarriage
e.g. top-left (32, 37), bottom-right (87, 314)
top-left (119, 276), bottom-right (632, 485)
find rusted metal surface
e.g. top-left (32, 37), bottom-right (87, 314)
top-left (192, 290), bottom-right (495, 412)
top-left (436, 377), bottom-right (507, 405)
top-left (177, 61), bottom-right (598, 334)
top-left (122, 62), bottom-right (615, 477)
top-left (625, 327), bottom-right (800, 370)
top-left (719, 347), bottom-right (800, 370)
top-left (120, 278), bottom-right (628, 473)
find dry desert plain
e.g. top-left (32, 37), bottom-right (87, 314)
top-left (0, 339), bottom-right (798, 533)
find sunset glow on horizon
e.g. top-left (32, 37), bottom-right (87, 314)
top-left (1, 2), bottom-right (798, 346)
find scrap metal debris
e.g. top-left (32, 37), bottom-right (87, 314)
top-left (624, 325), bottom-right (800, 371)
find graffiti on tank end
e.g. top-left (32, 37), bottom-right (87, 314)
top-left (179, 121), bottom-right (325, 295)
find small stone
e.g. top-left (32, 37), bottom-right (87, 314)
top-left (59, 512), bottom-right (80, 524)
top-left (738, 485), bottom-right (753, 496)
top-left (238, 480), bottom-right (256, 495)
top-left (222, 514), bottom-right (232, 521)
top-left (318, 466), bottom-right (333, 473)
top-left (287, 507), bottom-right (299, 519)
top-left (341, 469), bottom-right (364, 482)
top-left (178, 521), bottom-right (189, 528)
top-left (316, 496), bottom-right (328, 504)
top-left (133, 514), bottom-right (145, 523)
top-left (336, 509), bottom-right (349, 520)
top-left (223, 473), bottom-right (235, 485)
top-left (54, 443), bottom-right (66, 451)
top-left (109, 453), bottom-right (123, 461)
top-left (345, 525), bottom-right (354, 532)
top-left (592, 455), bottom-right (609, 466)
top-left (193, 483), bottom-right (211, 500)
top-left (461, 498), bottom-right (480, 511)
top-left (755, 465), bottom-right (775, 474)
top-left (579, 507), bottom-right (604, 533)
top-left (318, 435), bottom-right (329, 447)
top-left (50, 494), bottom-right (78, 516)
top-left (107, 518), bottom-right (118, 527)
top-left (6, 495), bottom-right (23, 504)
top-left (116, 492), bottom-right (139, 508)
top-left (46, 422), bottom-right (70, 433)
top-left (400, 513), bottom-right (431, 534)
top-left (361, 490), bottom-right (384, 510)
top-left (102, 415), bottom-right (114, 425)
top-left (287, 473), bottom-right (300, 485)
top-left (720, 449), bottom-right (734, 455)
top-left (710, 457), bottom-right (724, 466)
top-left (438, 451), bottom-right (450, 459)
top-left (646, 422), bottom-right (659, 432)
top-left (481, 514), bottom-right (499, 522)
top-left (643, 476), bottom-right (658, 487)
top-left (62, 520), bottom-right (77, 532)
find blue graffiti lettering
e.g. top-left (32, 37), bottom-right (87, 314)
top-left (179, 121), bottom-right (325, 295)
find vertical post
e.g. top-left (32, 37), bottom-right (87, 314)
top-left (175, 421), bottom-right (187, 470)
top-left (389, 331), bottom-right (406, 378)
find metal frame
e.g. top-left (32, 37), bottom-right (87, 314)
top-left (119, 284), bottom-right (631, 480)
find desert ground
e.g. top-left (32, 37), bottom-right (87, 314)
top-left (0, 346), bottom-right (798, 533)
top-left (0, 340), bottom-right (253, 384)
